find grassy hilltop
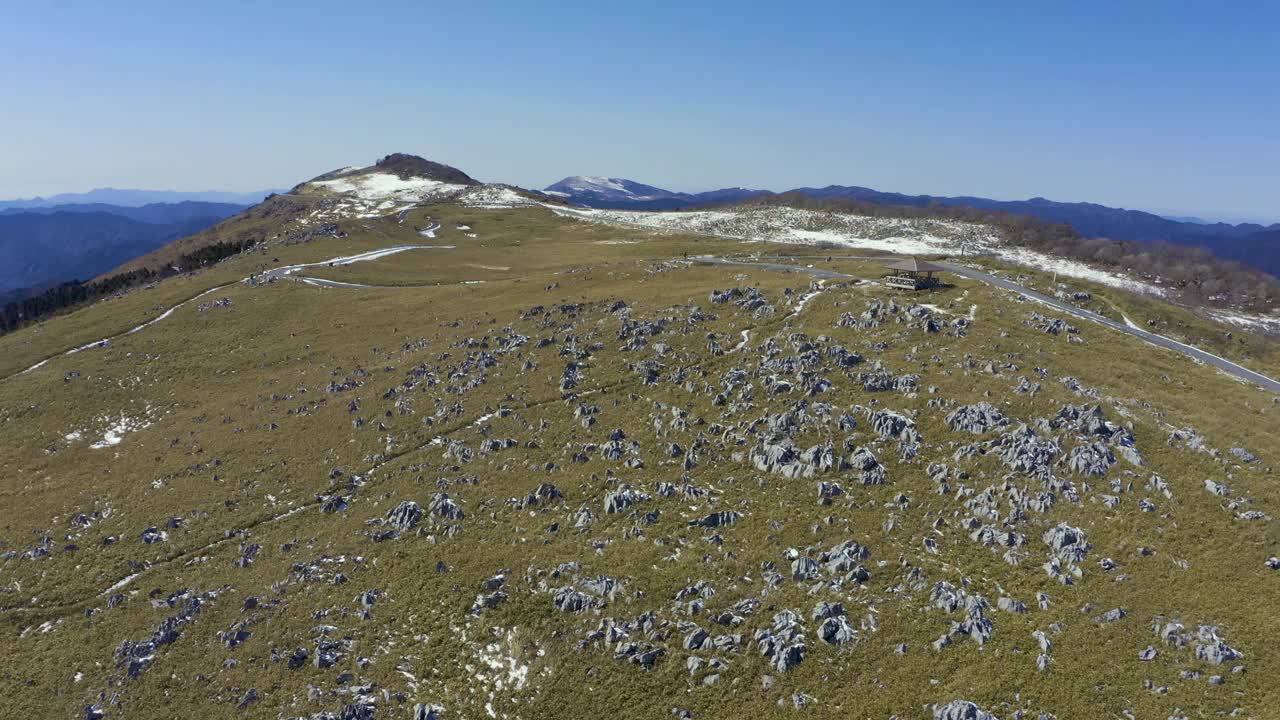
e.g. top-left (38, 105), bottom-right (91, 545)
top-left (1, 188), bottom-right (1278, 720)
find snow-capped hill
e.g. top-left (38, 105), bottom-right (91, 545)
top-left (545, 176), bottom-right (678, 203)
top-left (302, 154), bottom-right (479, 192)
top-left (308, 172), bottom-right (465, 201)
top-left (295, 154), bottom-right (478, 218)
top-left (455, 184), bottom-right (544, 209)
top-left (545, 176), bottom-right (772, 210)
top-left (368, 153), bottom-right (479, 185)
top-left (294, 155), bottom-right (545, 220)
top-left (553, 204), bottom-right (1171, 297)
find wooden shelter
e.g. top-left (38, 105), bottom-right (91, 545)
top-left (883, 258), bottom-right (946, 290)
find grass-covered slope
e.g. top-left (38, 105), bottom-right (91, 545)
top-left (0, 201), bottom-right (1277, 720)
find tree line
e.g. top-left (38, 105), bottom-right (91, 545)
top-left (0, 238), bottom-right (258, 335)
top-left (732, 193), bottom-right (1277, 311)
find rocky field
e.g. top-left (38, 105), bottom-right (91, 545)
top-left (1, 161), bottom-right (1278, 720)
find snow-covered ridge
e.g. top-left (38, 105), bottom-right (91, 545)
top-left (456, 185), bottom-right (540, 209)
top-left (552, 205), bottom-right (1170, 297)
top-left (995, 247), bottom-right (1168, 297)
top-left (552, 205), bottom-right (998, 254)
top-left (544, 176), bottom-right (674, 202)
top-left (571, 176), bottom-right (629, 193)
top-left (309, 173), bottom-right (467, 203)
top-left (298, 172), bottom-right (538, 220)
top-left (1207, 309), bottom-right (1280, 334)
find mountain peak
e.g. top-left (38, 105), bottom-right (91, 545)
top-left (373, 153), bottom-right (479, 186)
top-left (544, 176), bottom-right (773, 209)
top-left (549, 176), bottom-right (654, 193)
top-left (544, 176), bottom-right (680, 203)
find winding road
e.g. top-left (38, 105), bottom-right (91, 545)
top-left (255, 244), bottom-right (456, 289)
top-left (693, 255), bottom-right (1280, 394)
top-left (7, 245), bottom-right (444, 380)
top-left (4, 243), bottom-right (1276, 620)
top-left (934, 261), bottom-right (1280, 393)
top-left (9, 244), bottom-right (1277, 397)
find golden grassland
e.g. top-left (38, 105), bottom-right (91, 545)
top-left (0, 204), bottom-right (1277, 719)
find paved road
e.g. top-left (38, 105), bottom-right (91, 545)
top-left (693, 255), bottom-right (863, 280)
top-left (255, 244), bottom-right (448, 283)
top-left (692, 254), bottom-right (1280, 394)
top-left (12, 245), bottom-right (1276, 395)
top-left (935, 260), bottom-right (1280, 394)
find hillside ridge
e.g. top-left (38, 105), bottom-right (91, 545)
top-left (547, 176), bottom-right (1280, 275)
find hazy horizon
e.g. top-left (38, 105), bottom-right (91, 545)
top-left (2, 174), bottom-right (1272, 227)
top-left (4, 2), bottom-right (1277, 224)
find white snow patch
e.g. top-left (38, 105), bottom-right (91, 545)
top-left (301, 172), bottom-right (469, 220)
top-left (994, 247), bottom-right (1168, 297)
top-left (551, 205), bottom-right (995, 253)
top-left (103, 571), bottom-right (143, 596)
top-left (90, 414), bottom-right (152, 449)
top-left (786, 229), bottom-right (948, 256)
top-left (560, 176), bottom-right (631, 194)
top-left (311, 172), bottom-right (465, 202)
top-left (1207, 309), bottom-right (1280, 334)
top-left (581, 176), bottom-right (628, 192)
top-left (554, 204), bottom-right (1170, 298)
top-left (457, 185), bottom-right (536, 209)
top-left (479, 639), bottom-right (530, 691)
top-left (790, 280), bottom-right (826, 314)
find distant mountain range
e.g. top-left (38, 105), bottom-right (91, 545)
top-left (0, 201), bottom-right (248, 304)
top-left (0, 187), bottom-right (280, 210)
top-left (5, 168), bottom-right (1276, 314)
top-left (0, 201), bottom-right (252, 225)
top-left (545, 177), bottom-right (1280, 275)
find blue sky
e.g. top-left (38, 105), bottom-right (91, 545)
top-left (3, 1), bottom-right (1277, 221)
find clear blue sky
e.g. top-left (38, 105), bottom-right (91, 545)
top-left (3, 0), bottom-right (1277, 221)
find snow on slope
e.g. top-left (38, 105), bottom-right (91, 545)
top-left (994, 247), bottom-right (1169, 297)
top-left (552, 205), bottom-right (997, 254)
top-left (299, 171), bottom-right (537, 220)
top-left (311, 173), bottom-right (467, 204)
top-left (544, 176), bottom-right (676, 202)
top-left (569, 176), bottom-right (630, 193)
top-left (1207, 309), bottom-right (1280, 334)
top-left (552, 205), bottom-right (1170, 297)
top-left (456, 185), bottom-right (539, 209)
